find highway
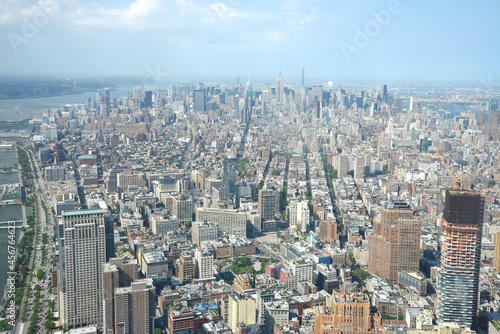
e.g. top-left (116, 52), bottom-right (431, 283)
top-left (15, 147), bottom-right (56, 334)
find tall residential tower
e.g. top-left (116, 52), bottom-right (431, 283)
top-left (437, 190), bottom-right (484, 328)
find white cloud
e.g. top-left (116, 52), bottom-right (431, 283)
top-left (124, 0), bottom-right (159, 20)
top-left (70, 0), bottom-right (161, 28)
top-left (0, 0), bottom-right (24, 24)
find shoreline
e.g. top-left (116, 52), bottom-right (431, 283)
top-left (0, 145), bottom-right (26, 307)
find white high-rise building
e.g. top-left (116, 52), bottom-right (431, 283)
top-left (288, 200), bottom-right (309, 232)
top-left (194, 248), bottom-right (214, 280)
top-left (58, 209), bottom-right (106, 329)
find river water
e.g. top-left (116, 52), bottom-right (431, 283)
top-left (0, 89), bottom-right (131, 121)
top-left (0, 148), bottom-right (22, 298)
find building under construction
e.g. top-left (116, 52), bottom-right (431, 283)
top-left (437, 189), bottom-right (484, 328)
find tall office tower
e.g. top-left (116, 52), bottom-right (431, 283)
top-left (337, 155), bottom-right (348, 178)
top-left (194, 89), bottom-right (206, 112)
top-left (228, 294), bottom-right (256, 333)
top-left (177, 251), bottom-right (194, 283)
top-left (494, 232), bottom-right (500, 272)
top-left (58, 209), bottom-right (106, 328)
top-left (261, 83), bottom-right (271, 104)
top-left (194, 248), bottom-right (214, 280)
top-left (409, 96), bottom-right (414, 111)
top-left (276, 70), bottom-right (284, 109)
top-left (223, 156), bottom-right (237, 205)
top-left (301, 67), bottom-right (306, 102)
top-left (114, 279), bottom-right (156, 334)
top-left (144, 90), bottom-right (153, 108)
top-left (105, 216), bottom-right (115, 261)
top-left (192, 221), bottom-right (218, 246)
top-left (382, 84), bottom-right (388, 99)
top-left (102, 88), bottom-right (111, 117)
top-left (242, 81), bottom-right (253, 123)
top-left (437, 190), bottom-right (484, 328)
top-left (312, 85), bottom-right (323, 104)
top-left (368, 201), bottom-right (421, 281)
top-left (258, 189), bottom-right (276, 222)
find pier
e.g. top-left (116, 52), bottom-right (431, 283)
top-left (0, 220), bottom-right (23, 228)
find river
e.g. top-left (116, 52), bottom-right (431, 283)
top-left (0, 148), bottom-right (22, 298)
top-left (0, 89), bottom-right (131, 121)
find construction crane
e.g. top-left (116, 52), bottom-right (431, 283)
top-left (236, 157), bottom-right (251, 182)
top-left (436, 152), bottom-right (464, 190)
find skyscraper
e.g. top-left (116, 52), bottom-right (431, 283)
top-left (437, 190), bottom-right (484, 328)
top-left (223, 156), bottom-right (237, 205)
top-left (58, 209), bottom-right (106, 328)
top-left (144, 90), bottom-right (153, 108)
top-left (258, 189), bottom-right (275, 222)
top-left (194, 89), bottom-right (206, 113)
top-left (102, 88), bottom-right (111, 117)
top-left (301, 67), bottom-right (306, 102)
top-left (276, 71), bottom-right (284, 110)
top-left (368, 201), bottom-right (421, 281)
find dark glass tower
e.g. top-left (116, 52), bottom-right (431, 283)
top-left (223, 156), bottom-right (236, 205)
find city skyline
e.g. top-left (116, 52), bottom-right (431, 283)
top-left (0, 0), bottom-right (499, 83)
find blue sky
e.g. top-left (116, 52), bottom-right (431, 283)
top-left (0, 0), bottom-right (499, 84)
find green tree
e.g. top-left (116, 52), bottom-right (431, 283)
top-left (352, 268), bottom-right (371, 281)
top-left (0, 320), bottom-right (13, 331)
top-left (36, 269), bottom-right (44, 280)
